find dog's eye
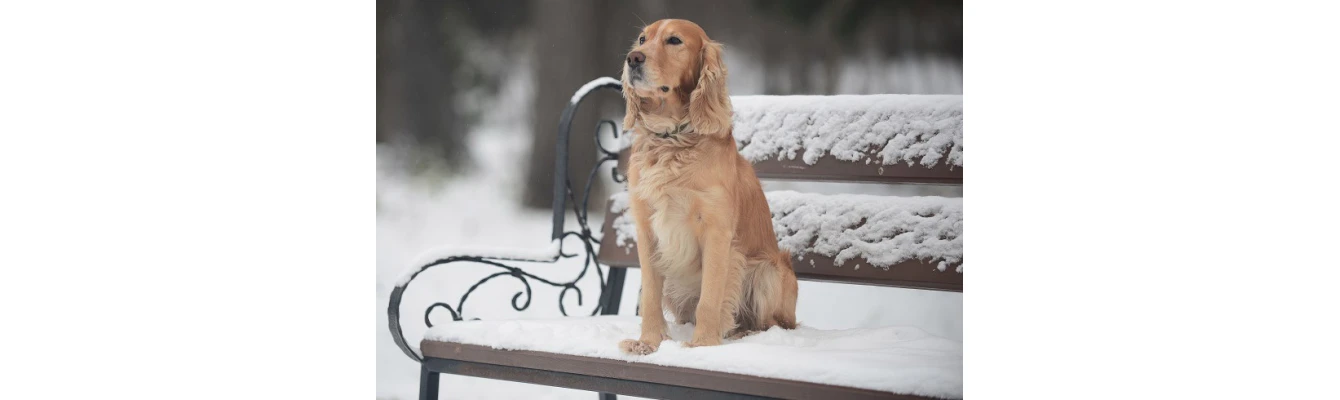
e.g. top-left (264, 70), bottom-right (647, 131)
top-left (639, 36), bottom-right (645, 45)
top-left (667, 37), bottom-right (682, 45)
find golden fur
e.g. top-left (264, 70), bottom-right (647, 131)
top-left (617, 19), bottom-right (798, 356)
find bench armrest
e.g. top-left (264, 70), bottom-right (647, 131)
top-left (389, 77), bottom-right (630, 362)
top-left (389, 244), bottom-right (561, 362)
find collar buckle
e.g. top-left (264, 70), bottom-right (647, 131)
top-left (656, 122), bottom-right (691, 139)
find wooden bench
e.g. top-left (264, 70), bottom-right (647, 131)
top-left (390, 78), bottom-right (963, 400)
top-left (600, 94), bottom-right (963, 291)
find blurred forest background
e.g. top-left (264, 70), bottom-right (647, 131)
top-left (377, 0), bottom-right (963, 209)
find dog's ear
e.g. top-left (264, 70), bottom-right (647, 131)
top-left (688, 41), bottom-right (731, 137)
top-left (621, 73), bottom-right (640, 131)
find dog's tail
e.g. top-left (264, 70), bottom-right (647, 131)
top-left (740, 250), bottom-right (799, 331)
top-left (773, 250), bottom-right (798, 329)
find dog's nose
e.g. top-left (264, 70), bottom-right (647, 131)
top-left (627, 51), bottom-right (646, 68)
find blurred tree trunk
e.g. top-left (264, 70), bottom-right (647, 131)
top-left (521, 0), bottom-right (624, 210)
top-left (378, 0), bottom-right (467, 170)
top-left (405, 0), bottom-right (465, 167)
top-left (376, 0), bottom-right (395, 143)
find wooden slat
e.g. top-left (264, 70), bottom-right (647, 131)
top-left (617, 148), bottom-right (961, 185)
top-left (421, 341), bottom-right (939, 400)
top-left (597, 203), bottom-right (962, 292)
top-left (425, 358), bottom-right (763, 400)
top-left (753, 155), bottom-right (961, 184)
top-left (599, 237), bottom-right (960, 292)
top-left (596, 201), bottom-right (634, 267)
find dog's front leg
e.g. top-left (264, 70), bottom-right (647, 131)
top-left (619, 198), bottom-right (668, 355)
top-left (687, 199), bottom-right (741, 347)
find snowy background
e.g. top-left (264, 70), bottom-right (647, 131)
top-left (377, 2), bottom-right (963, 398)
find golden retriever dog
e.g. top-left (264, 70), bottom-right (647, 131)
top-left (617, 19), bottom-right (799, 355)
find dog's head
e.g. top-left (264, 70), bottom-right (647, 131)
top-left (621, 19), bottom-right (731, 137)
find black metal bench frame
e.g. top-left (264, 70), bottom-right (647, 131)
top-left (389, 79), bottom-right (633, 400)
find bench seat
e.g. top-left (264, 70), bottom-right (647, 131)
top-left (420, 316), bottom-right (963, 400)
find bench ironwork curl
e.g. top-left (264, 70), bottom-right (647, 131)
top-left (387, 79), bottom-right (627, 362)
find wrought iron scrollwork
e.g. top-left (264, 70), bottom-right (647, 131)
top-left (388, 78), bottom-right (626, 362)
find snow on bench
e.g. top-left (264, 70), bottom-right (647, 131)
top-left (425, 316), bottom-right (963, 399)
top-left (734, 95), bottom-right (963, 168)
top-left (607, 191), bottom-right (963, 272)
top-left (616, 94), bottom-right (963, 169)
top-left (394, 240), bottom-right (562, 287)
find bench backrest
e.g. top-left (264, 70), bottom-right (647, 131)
top-left (597, 94), bottom-right (963, 292)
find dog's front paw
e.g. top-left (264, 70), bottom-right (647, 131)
top-left (684, 336), bottom-right (722, 348)
top-left (619, 339), bottom-right (661, 355)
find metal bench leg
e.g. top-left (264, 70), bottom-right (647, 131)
top-left (596, 268), bottom-right (627, 400)
top-left (419, 364), bottom-right (439, 400)
top-left (599, 267), bottom-right (627, 316)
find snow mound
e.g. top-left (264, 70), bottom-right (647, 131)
top-left (425, 316), bottom-right (963, 399)
top-left (768, 191), bottom-right (962, 269)
top-left (395, 241), bottom-right (561, 287)
top-left (732, 95), bottom-right (963, 168)
top-left (612, 94), bottom-right (963, 168)
top-left (570, 77), bottom-right (621, 105)
top-left (607, 191), bottom-right (962, 270)
top-left (607, 192), bottom-right (636, 252)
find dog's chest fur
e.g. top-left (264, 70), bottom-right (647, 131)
top-left (630, 143), bottom-right (706, 282)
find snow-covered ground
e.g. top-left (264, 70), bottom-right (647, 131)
top-left (377, 57), bottom-right (963, 400)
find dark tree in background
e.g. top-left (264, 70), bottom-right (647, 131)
top-left (519, 0), bottom-right (629, 210)
top-left (752, 0), bottom-right (962, 61)
top-left (378, 0), bottom-right (466, 172)
top-left (377, 0), bottom-right (528, 174)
